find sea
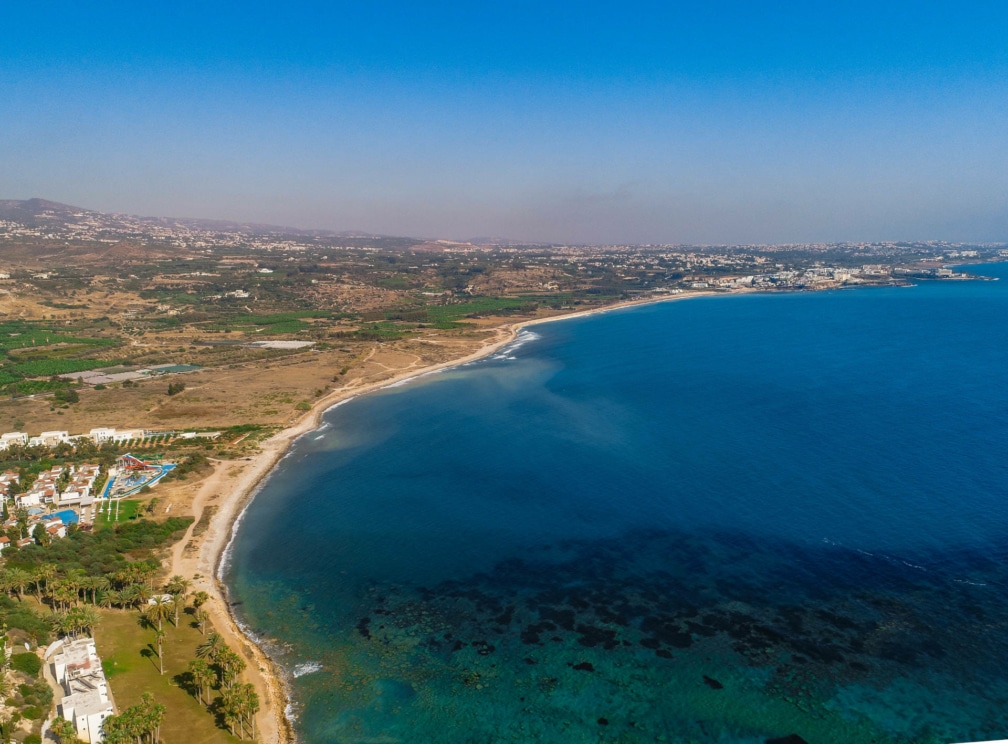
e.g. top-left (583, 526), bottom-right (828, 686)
top-left (223, 262), bottom-right (1008, 744)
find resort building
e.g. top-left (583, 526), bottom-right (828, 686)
top-left (88, 428), bottom-right (117, 444)
top-left (0, 432), bottom-right (28, 450)
top-left (49, 637), bottom-right (115, 743)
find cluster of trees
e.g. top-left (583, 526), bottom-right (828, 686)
top-left (98, 692), bottom-right (166, 744)
top-left (161, 452), bottom-right (208, 481)
top-left (166, 382), bottom-right (186, 396)
top-left (6, 517), bottom-right (191, 576)
top-left (185, 633), bottom-right (260, 740)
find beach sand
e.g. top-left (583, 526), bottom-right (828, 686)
top-left (167, 290), bottom-right (723, 742)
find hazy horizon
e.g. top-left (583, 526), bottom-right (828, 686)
top-left (2, 2), bottom-right (1006, 245)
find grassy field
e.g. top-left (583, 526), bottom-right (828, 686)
top-left (94, 608), bottom-right (239, 744)
top-left (96, 499), bottom-right (145, 525)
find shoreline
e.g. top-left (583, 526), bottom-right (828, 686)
top-left (180, 289), bottom-right (728, 742)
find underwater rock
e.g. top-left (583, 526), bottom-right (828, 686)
top-left (356, 617), bottom-right (371, 639)
top-left (702, 675), bottom-right (723, 690)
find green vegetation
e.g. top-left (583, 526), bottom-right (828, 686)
top-left (427, 296), bottom-right (536, 321)
top-left (9, 651), bottom-right (42, 675)
top-left (97, 499), bottom-right (144, 524)
top-left (0, 321), bottom-right (113, 353)
top-left (202, 310), bottom-right (331, 335)
top-left (162, 451), bottom-right (210, 481)
top-left (4, 517), bottom-right (191, 576)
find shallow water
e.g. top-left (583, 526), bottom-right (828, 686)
top-left (226, 263), bottom-right (1008, 743)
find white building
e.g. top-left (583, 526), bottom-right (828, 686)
top-left (89, 428), bottom-right (117, 444)
top-left (41, 431), bottom-right (71, 447)
top-left (49, 637), bottom-right (115, 743)
top-left (0, 432), bottom-right (28, 450)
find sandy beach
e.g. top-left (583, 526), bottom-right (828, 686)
top-left (169, 290), bottom-right (723, 742)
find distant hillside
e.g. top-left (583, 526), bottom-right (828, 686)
top-left (0, 198), bottom-right (97, 227)
top-left (0, 198), bottom-right (387, 240)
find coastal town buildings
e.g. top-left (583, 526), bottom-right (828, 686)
top-left (11, 463), bottom-right (99, 510)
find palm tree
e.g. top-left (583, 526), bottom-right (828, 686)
top-left (81, 575), bottom-right (110, 605)
top-left (170, 593), bottom-right (186, 628)
top-left (194, 608), bottom-right (209, 636)
top-left (120, 584), bottom-right (141, 609)
top-left (145, 595), bottom-right (172, 631)
top-left (217, 647), bottom-right (246, 689)
top-left (7, 568), bottom-right (30, 602)
top-left (192, 590), bottom-right (209, 610)
top-left (97, 589), bottom-right (119, 609)
top-left (219, 685), bottom-right (243, 738)
top-left (51, 583), bottom-right (77, 612)
top-left (166, 574), bottom-right (191, 600)
top-left (144, 693), bottom-right (166, 743)
top-left (239, 682), bottom-right (260, 739)
top-left (188, 658), bottom-right (213, 705)
top-left (154, 629), bottom-right (165, 675)
top-left (50, 716), bottom-right (78, 743)
top-left (48, 612), bottom-right (71, 639)
top-left (132, 583), bottom-right (153, 608)
top-left (196, 631), bottom-right (224, 661)
top-left (63, 568), bottom-right (87, 603)
top-left (32, 563), bottom-right (58, 602)
top-left (72, 606), bottom-right (99, 637)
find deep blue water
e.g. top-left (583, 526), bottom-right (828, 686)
top-left (225, 264), bottom-right (1008, 743)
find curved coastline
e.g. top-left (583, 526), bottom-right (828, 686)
top-left (194, 290), bottom-right (723, 742)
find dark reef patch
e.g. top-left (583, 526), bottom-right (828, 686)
top-left (348, 528), bottom-right (1008, 742)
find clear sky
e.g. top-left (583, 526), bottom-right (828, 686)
top-left (2, 1), bottom-right (1006, 244)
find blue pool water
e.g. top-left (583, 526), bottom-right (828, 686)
top-left (225, 263), bottom-right (1008, 743)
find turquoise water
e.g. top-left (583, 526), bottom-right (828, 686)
top-left (225, 264), bottom-right (1008, 743)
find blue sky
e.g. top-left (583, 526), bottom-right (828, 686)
top-left (2, 1), bottom-right (1006, 244)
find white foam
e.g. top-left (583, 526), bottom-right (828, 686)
top-left (292, 661), bottom-right (323, 678)
top-left (381, 368), bottom-right (445, 390)
top-left (492, 329), bottom-right (541, 358)
top-left (313, 434), bottom-right (325, 440)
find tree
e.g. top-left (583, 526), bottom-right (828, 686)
top-left (194, 608), bottom-right (209, 636)
top-left (33, 563), bottom-right (58, 601)
top-left (84, 575), bottom-right (110, 605)
top-left (145, 596), bottom-right (171, 631)
top-left (170, 593), bottom-right (186, 629)
top-left (197, 631), bottom-right (224, 661)
top-left (216, 647), bottom-right (246, 689)
top-left (188, 658), bottom-right (213, 706)
top-left (7, 568), bottom-right (30, 601)
top-left (166, 575), bottom-right (191, 599)
top-left (154, 629), bottom-right (165, 675)
top-left (50, 716), bottom-right (79, 744)
top-left (192, 590), bottom-right (209, 609)
top-left (48, 612), bottom-right (72, 639)
top-left (240, 683), bottom-right (260, 739)
top-left (71, 606), bottom-right (99, 637)
top-left (102, 692), bottom-right (165, 744)
top-left (32, 523), bottom-right (51, 547)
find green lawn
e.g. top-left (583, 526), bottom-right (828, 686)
top-left (96, 499), bottom-right (144, 525)
top-left (94, 608), bottom-right (240, 744)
